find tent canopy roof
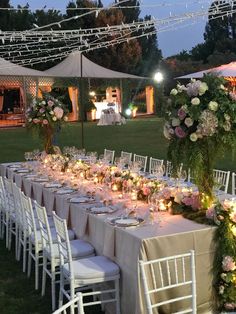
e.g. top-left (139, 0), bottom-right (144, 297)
top-left (176, 61), bottom-right (236, 79)
top-left (0, 57), bottom-right (50, 77)
top-left (45, 51), bottom-right (147, 79)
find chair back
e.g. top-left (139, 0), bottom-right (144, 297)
top-left (213, 169), bottom-right (230, 193)
top-left (20, 193), bottom-right (38, 241)
top-left (232, 172), bottom-right (236, 196)
top-left (133, 154), bottom-right (148, 172)
top-left (3, 177), bottom-right (15, 214)
top-left (139, 250), bottom-right (197, 314)
top-left (35, 202), bottom-right (54, 253)
top-left (120, 151), bottom-right (132, 165)
top-left (104, 149), bottom-right (115, 164)
top-left (12, 182), bottom-right (24, 228)
top-left (52, 212), bottom-right (73, 274)
top-left (0, 177), bottom-right (7, 212)
top-left (149, 158), bottom-right (164, 174)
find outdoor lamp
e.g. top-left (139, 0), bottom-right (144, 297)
top-left (154, 71), bottom-right (164, 83)
top-left (89, 91), bottom-right (96, 97)
top-left (125, 108), bottom-right (132, 116)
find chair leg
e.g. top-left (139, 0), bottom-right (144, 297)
top-left (22, 236), bottom-right (27, 273)
top-left (35, 251), bottom-right (39, 290)
top-left (58, 272), bottom-right (64, 308)
top-left (115, 279), bottom-right (120, 314)
top-left (70, 281), bottom-right (75, 314)
top-left (17, 231), bottom-right (21, 262)
top-left (51, 262), bottom-right (56, 311)
top-left (42, 255), bottom-right (47, 296)
top-left (27, 242), bottom-right (32, 278)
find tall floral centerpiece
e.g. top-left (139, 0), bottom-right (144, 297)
top-left (26, 95), bottom-right (68, 153)
top-left (164, 75), bottom-right (236, 207)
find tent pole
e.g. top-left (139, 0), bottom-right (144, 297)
top-left (80, 53), bottom-right (84, 149)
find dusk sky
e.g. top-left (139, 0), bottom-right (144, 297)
top-left (11, 0), bottom-right (210, 57)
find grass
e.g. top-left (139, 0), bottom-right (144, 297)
top-left (0, 117), bottom-right (235, 171)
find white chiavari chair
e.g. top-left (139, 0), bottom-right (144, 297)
top-left (35, 203), bottom-right (94, 311)
top-left (232, 172), bottom-right (236, 196)
top-left (213, 169), bottom-right (230, 194)
top-left (133, 154), bottom-right (148, 172)
top-left (149, 157), bottom-right (164, 174)
top-left (12, 182), bottom-right (27, 268)
top-left (104, 149), bottom-right (115, 164)
top-left (53, 212), bottom-right (120, 314)
top-left (120, 151), bottom-right (132, 165)
top-left (139, 250), bottom-right (197, 314)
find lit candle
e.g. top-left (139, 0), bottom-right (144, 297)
top-left (112, 184), bottom-right (118, 192)
top-left (159, 200), bottom-right (166, 211)
top-left (131, 190), bottom-right (137, 201)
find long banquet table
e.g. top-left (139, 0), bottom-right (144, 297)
top-left (1, 162), bottom-right (216, 314)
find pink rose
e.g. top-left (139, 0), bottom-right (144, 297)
top-left (53, 106), bottom-right (64, 119)
top-left (47, 100), bottom-right (54, 107)
top-left (33, 118), bottom-right (40, 124)
top-left (39, 108), bottom-right (45, 113)
top-left (224, 303), bottom-right (236, 310)
top-left (142, 186), bottom-right (151, 196)
top-left (42, 119), bottom-right (48, 125)
top-left (178, 108), bottom-right (186, 120)
top-left (222, 255), bottom-right (236, 272)
top-left (175, 126), bottom-right (186, 138)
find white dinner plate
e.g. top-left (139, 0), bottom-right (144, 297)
top-left (33, 178), bottom-right (49, 183)
top-left (57, 189), bottom-right (75, 195)
top-left (8, 164), bottom-right (22, 168)
top-left (90, 206), bottom-right (115, 214)
top-left (70, 197), bottom-right (95, 203)
top-left (16, 169), bottom-right (30, 173)
top-left (111, 217), bottom-right (144, 227)
top-left (44, 183), bottom-right (62, 188)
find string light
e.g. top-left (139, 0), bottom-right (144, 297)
top-left (0, 0), bottom-right (234, 68)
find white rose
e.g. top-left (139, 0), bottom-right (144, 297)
top-left (224, 113), bottom-right (230, 121)
top-left (208, 101), bottom-right (218, 111)
top-left (28, 118), bottom-right (32, 122)
top-left (199, 82), bottom-right (208, 96)
top-left (219, 84), bottom-right (226, 90)
top-left (190, 133), bottom-right (198, 142)
top-left (41, 101), bottom-right (46, 105)
top-left (184, 117), bottom-right (193, 127)
top-left (49, 111), bottom-right (54, 115)
top-left (191, 97), bottom-right (200, 105)
top-left (64, 116), bottom-right (68, 121)
top-left (170, 88), bottom-right (178, 96)
top-left (171, 118), bottom-right (180, 127)
top-left (52, 116), bottom-right (57, 121)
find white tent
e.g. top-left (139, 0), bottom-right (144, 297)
top-left (176, 61), bottom-right (236, 79)
top-left (45, 51), bottom-right (146, 79)
top-left (0, 57), bottom-right (51, 77)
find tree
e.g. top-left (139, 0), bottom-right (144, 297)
top-left (116, 0), bottom-right (140, 24)
top-left (0, 0), bottom-right (12, 30)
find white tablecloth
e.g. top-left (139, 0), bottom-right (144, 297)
top-left (97, 113), bottom-right (126, 126)
top-left (1, 163), bottom-right (216, 314)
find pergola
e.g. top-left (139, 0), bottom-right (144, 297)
top-left (0, 57), bottom-right (52, 126)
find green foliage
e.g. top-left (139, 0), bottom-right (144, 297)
top-left (165, 74), bottom-right (236, 200)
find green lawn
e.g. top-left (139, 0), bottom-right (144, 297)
top-left (0, 117), bottom-right (235, 171)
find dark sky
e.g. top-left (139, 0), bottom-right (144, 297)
top-left (11, 0), bottom-right (209, 57)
